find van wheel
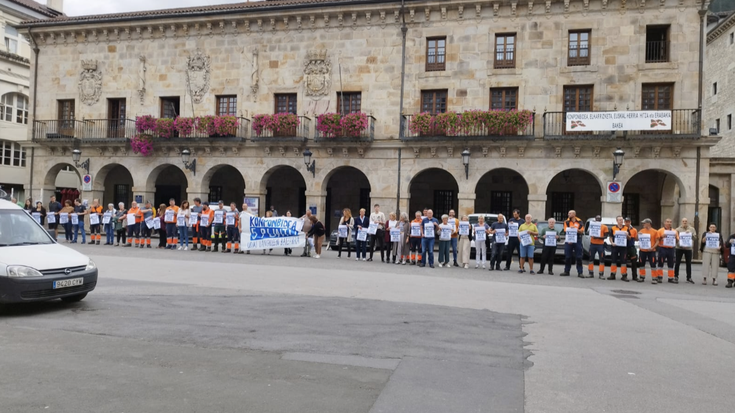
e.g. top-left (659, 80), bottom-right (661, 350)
top-left (60, 293), bottom-right (88, 303)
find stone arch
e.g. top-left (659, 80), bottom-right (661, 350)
top-left (474, 168), bottom-right (530, 217)
top-left (43, 162), bottom-right (82, 188)
top-left (145, 163), bottom-right (189, 207)
top-left (621, 169), bottom-right (686, 227)
top-left (201, 164), bottom-right (247, 204)
top-left (323, 165), bottom-right (373, 233)
top-left (408, 168), bottom-right (459, 218)
top-left (94, 163), bottom-right (134, 207)
top-left (545, 168), bottom-right (603, 221)
top-left (259, 165), bottom-right (307, 217)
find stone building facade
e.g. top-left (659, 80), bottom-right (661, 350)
top-left (19, 0), bottom-right (722, 237)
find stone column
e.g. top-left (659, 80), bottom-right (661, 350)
top-left (132, 187), bottom-right (156, 207)
top-left (305, 191), bottom-right (326, 221)
top-left (457, 192), bottom-right (476, 218)
top-left (600, 198), bottom-right (622, 218)
top-left (660, 200), bottom-right (677, 223)
top-left (528, 194), bottom-right (547, 220)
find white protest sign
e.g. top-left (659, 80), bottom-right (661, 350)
top-left (731, 242), bottom-right (735, 256)
top-left (508, 223), bottom-right (519, 237)
top-left (367, 222), bottom-right (378, 235)
top-left (214, 210), bottom-right (224, 224)
top-left (177, 214), bottom-right (186, 227)
top-left (678, 233), bottom-right (692, 248)
top-left (226, 212), bottom-right (236, 226)
top-left (32, 212), bottom-right (41, 224)
top-left (589, 222), bottom-right (602, 238)
top-left (423, 222), bottom-right (435, 238)
top-left (189, 214), bottom-right (198, 226)
top-left (59, 213), bottom-right (68, 224)
top-left (153, 217), bottom-right (161, 229)
top-left (71, 213), bottom-right (79, 225)
top-left (458, 221), bottom-right (470, 236)
top-left (544, 231), bottom-right (557, 246)
top-left (390, 228), bottom-right (401, 242)
top-left (89, 213), bottom-right (99, 225)
top-left (440, 224), bottom-right (452, 241)
top-left (448, 218), bottom-right (456, 227)
top-left (239, 213), bottom-right (305, 251)
top-left (705, 233), bottom-right (720, 249)
top-left (145, 218), bottom-right (154, 229)
top-left (614, 231), bottom-right (627, 247)
top-left (639, 233), bottom-right (651, 250)
top-left (200, 214), bottom-right (210, 227)
top-left (662, 230), bottom-right (677, 248)
top-left (565, 227), bottom-right (578, 243)
top-left (357, 228), bottom-right (368, 241)
top-left (47, 213), bottom-right (56, 224)
top-left (519, 230), bottom-right (533, 247)
top-left (494, 228), bottom-right (506, 244)
top-left (164, 210), bottom-right (174, 222)
top-left (410, 223), bottom-right (421, 237)
top-left (126, 213), bottom-right (136, 226)
top-left (102, 213), bottom-right (111, 224)
top-left (338, 225), bottom-right (348, 238)
top-left (474, 226), bottom-right (486, 242)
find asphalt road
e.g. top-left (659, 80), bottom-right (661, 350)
top-left (1, 243), bottom-right (734, 413)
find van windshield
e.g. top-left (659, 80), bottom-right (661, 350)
top-left (0, 210), bottom-right (54, 246)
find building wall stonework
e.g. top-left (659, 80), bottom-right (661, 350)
top-left (21, 0), bottom-right (719, 239)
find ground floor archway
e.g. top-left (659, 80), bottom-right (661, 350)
top-left (409, 168), bottom-right (459, 218)
top-left (474, 168), bottom-right (529, 217)
top-left (98, 164), bottom-right (134, 208)
top-left (324, 166), bottom-right (372, 234)
top-left (545, 169), bottom-right (602, 222)
top-left (43, 162), bottom-right (82, 205)
top-left (263, 166), bottom-right (306, 217)
top-left (203, 165), bottom-right (246, 205)
top-left (150, 164), bottom-right (189, 207)
top-left (622, 169), bottom-right (682, 227)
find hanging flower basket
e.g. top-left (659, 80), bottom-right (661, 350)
top-left (154, 118), bottom-right (175, 139)
top-left (409, 110), bottom-right (534, 137)
top-left (340, 112), bottom-right (368, 137)
top-left (174, 117), bottom-right (196, 137)
top-left (213, 115), bottom-right (239, 137)
top-left (135, 115), bottom-right (156, 133)
top-left (252, 113), bottom-right (300, 137)
top-left (316, 113), bottom-right (342, 138)
top-left (131, 134), bottom-right (153, 156)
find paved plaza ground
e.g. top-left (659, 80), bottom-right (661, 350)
top-left (1, 244), bottom-right (734, 413)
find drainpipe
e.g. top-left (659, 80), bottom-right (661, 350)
top-left (396, 0), bottom-right (407, 216)
top-left (28, 27), bottom-right (40, 202)
top-left (694, 5), bottom-right (707, 259)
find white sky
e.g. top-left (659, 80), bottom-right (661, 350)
top-left (57, 0), bottom-right (265, 16)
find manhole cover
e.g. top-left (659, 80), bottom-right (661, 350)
top-left (611, 290), bottom-right (641, 295)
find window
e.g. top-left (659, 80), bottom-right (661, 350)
top-left (359, 188), bottom-right (371, 211)
top-left (0, 140), bottom-right (26, 167)
top-left (622, 194), bottom-right (640, 226)
top-left (713, 82), bottom-right (718, 96)
top-left (568, 30), bottom-right (591, 66)
top-left (275, 93), bottom-right (297, 114)
top-left (4, 37), bottom-right (18, 54)
top-left (563, 85), bottom-right (593, 112)
top-left (645, 25), bottom-right (669, 63)
top-left (421, 90), bottom-right (448, 114)
top-left (730, 32), bottom-right (734, 45)
top-left (641, 83), bottom-right (673, 110)
top-left (433, 190), bottom-right (455, 218)
top-left (494, 34), bottom-right (516, 68)
top-left (113, 184), bottom-right (130, 208)
top-left (57, 99), bottom-right (75, 120)
top-left (208, 186), bottom-right (223, 203)
top-left (551, 192), bottom-right (574, 222)
top-left (715, 119), bottom-right (720, 133)
top-left (728, 114), bottom-right (732, 130)
top-left (337, 92), bottom-right (362, 114)
top-left (490, 88), bottom-right (518, 111)
top-left (490, 191), bottom-right (512, 218)
top-left (426, 37), bottom-right (446, 72)
top-left (0, 93), bottom-right (28, 124)
top-left (216, 96), bottom-right (237, 116)
top-left (160, 97), bottom-right (180, 119)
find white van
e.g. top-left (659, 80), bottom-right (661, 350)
top-left (0, 199), bottom-right (98, 304)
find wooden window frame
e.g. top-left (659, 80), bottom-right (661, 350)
top-left (426, 37), bottom-right (447, 72)
top-left (568, 30), bottom-right (591, 66)
top-left (337, 92), bottom-right (362, 114)
top-left (159, 97), bottom-right (180, 119)
top-left (563, 85), bottom-right (594, 112)
top-left (216, 95), bottom-right (238, 116)
top-left (645, 25), bottom-right (670, 63)
top-left (641, 83), bottom-right (673, 110)
top-left (490, 87), bottom-right (519, 111)
top-left (274, 93), bottom-right (298, 114)
top-left (494, 33), bottom-right (516, 69)
top-left (420, 89), bottom-right (448, 115)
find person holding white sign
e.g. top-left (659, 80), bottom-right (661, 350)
top-left (164, 198), bottom-right (180, 250)
top-left (488, 214), bottom-right (508, 271)
top-left (353, 209), bottom-right (370, 261)
top-left (587, 216), bottom-right (609, 279)
top-left (608, 216), bottom-right (632, 281)
top-left (103, 203), bottom-right (115, 245)
top-left (457, 215), bottom-right (472, 269)
top-left (637, 219), bottom-right (660, 283)
top-left (138, 200), bottom-right (156, 249)
top-left (390, 213), bottom-right (407, 265)
top-left (47, 195), bottom-right (62, 241)
top-left (437, 214), bottom-right (456, 268)
top-left (624, 218), bottom-right (640, 281)
top-left (504, 209), bottom-right (524, 271)
top-left (700, 224), bottom-right (723, 286)
top-left (561, 210), bottom-right (584, 277)
top-left (211, 201), bottom-right (227, 253)
top-left (72, 198), bottom-right (88, 245)
top-left (726, 232), bottom-right (735, 288)
top-left (656, 218), bottom-right (679, 283)
top-left (473, 215), bottom-right (490, 269)
top-left (58, 200), bottom-right (74, 243)
top-left (674, 218), bottom-right (696, 284)
top-left (368, 204), bottom-right (387, 262)
top-left (538, 218), bottom-right (558, 275)
top-left (176, 201), bottom-right (191, 251)
top-left (225, 202), bottom-right (242, 254)
top-left (121, 201), bottom-right (142, 247)
top-left (420, 209), bottom-right (440, 268)
top-left (518, 214), bottom-right (539, 274)
top-left (198, 204), bottom-right (214, 251)
top-left (408, 211), bottom-right (424, 265)
top-left (336, 208), bottom-right (355, 259)
top-left (448, 209), bottom-right (459, 267)
top-left (88, 199), bottom-right (103, 245)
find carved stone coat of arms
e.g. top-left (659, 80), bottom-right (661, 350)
top-left (79, 60), bottom-right (102, 106)
top-left (304, 50), bottom-right (331, 98)
top-left (186, 50), bottom-right (211, 104)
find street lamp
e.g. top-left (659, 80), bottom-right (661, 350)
top-left (181, 149), bottom-right (196, 176)
top-left (303, 148), bottom-right (315, 178)
top-left (71, 149), bottom-right (90, 175)
top-left (461, 148), bottom-right (470, 180)
top-left (612, 148), bottom-right (625, 180)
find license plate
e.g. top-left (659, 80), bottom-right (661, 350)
top-left (53, 278), bottom-right (83, 289)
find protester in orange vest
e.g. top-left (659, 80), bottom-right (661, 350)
top-left (637, 218), bottom-right (660, 284)
top-left (164, 198), bottom-right (179, 249)
top-left (198, 203), bottom-right (214, 252)
top-left (122, 201), bottom-right (143, 247)
top-left (561, 210), bottom-right (584, 277)
top-left (607, 216), bottom-right (631, 282)
top-left (88, 199), bottom-right (104, 245)
top-left (225, 202), bottom-right (241, 254)
top-left (657, 218), bottom-right (679, 284)
top-left (587, 215), bottom-right (608, 279)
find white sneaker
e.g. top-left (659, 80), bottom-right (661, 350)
top-left (475, 264), bottom-right (479, 269)
top-left (356, 257), bottom-right (360, 261)
top-left (438, 263), bottom-right (443, 268)
top-left (362, 258), bottom-right (366, 261)
top-left (314, 254), bottom-right (320, 259)
top-left (482, 265), bottom-right (486, 269)
top-left (184, 247), bottom-right (188, 251)
top-left (177, 246), bottom-right (183, 251)
top-left (402, 260), bottom-right (407, 265)
top-left (464, 264), bottom-right (469, 269)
